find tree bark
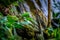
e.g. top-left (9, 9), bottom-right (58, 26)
top-left (48, 0), bottom-right (51, 27)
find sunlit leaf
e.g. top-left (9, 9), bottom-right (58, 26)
top-left (21, 12), bottom-right (30, 17)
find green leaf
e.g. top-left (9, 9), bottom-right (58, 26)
top-left (14, 22), bottom-right (23, 29)
top-left (26, 18), bottom-right (32, 21)
top-left (21, 12), bottom-right (30, 17)
top-left (13, 1), bottom-right (18, 6)
top-left (5, 22), bottom-right (12, 28)
top-left (53, 13), bottom-right (60, 18)
top-left (7, 15), bottom-right (18, 23)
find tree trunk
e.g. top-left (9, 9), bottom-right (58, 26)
top-left (48, 0), bottom-right (51, 27)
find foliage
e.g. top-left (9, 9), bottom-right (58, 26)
top-left (0, 12), bottom-right (38, 40)
top-left (0, 0), bottom-right (60, 40)
top-left (52, 12), bottom-right (60, 40)
top-left (44, 27), bottom-right (54, 38)
top-left (55, 28), bottom-right (60, 40)
top-left (43, 12), bottom-right (60, 39)
top-left (53, 13), bottom-right (60, 19)
top-left (0, 0), bottom-right (17, 7)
